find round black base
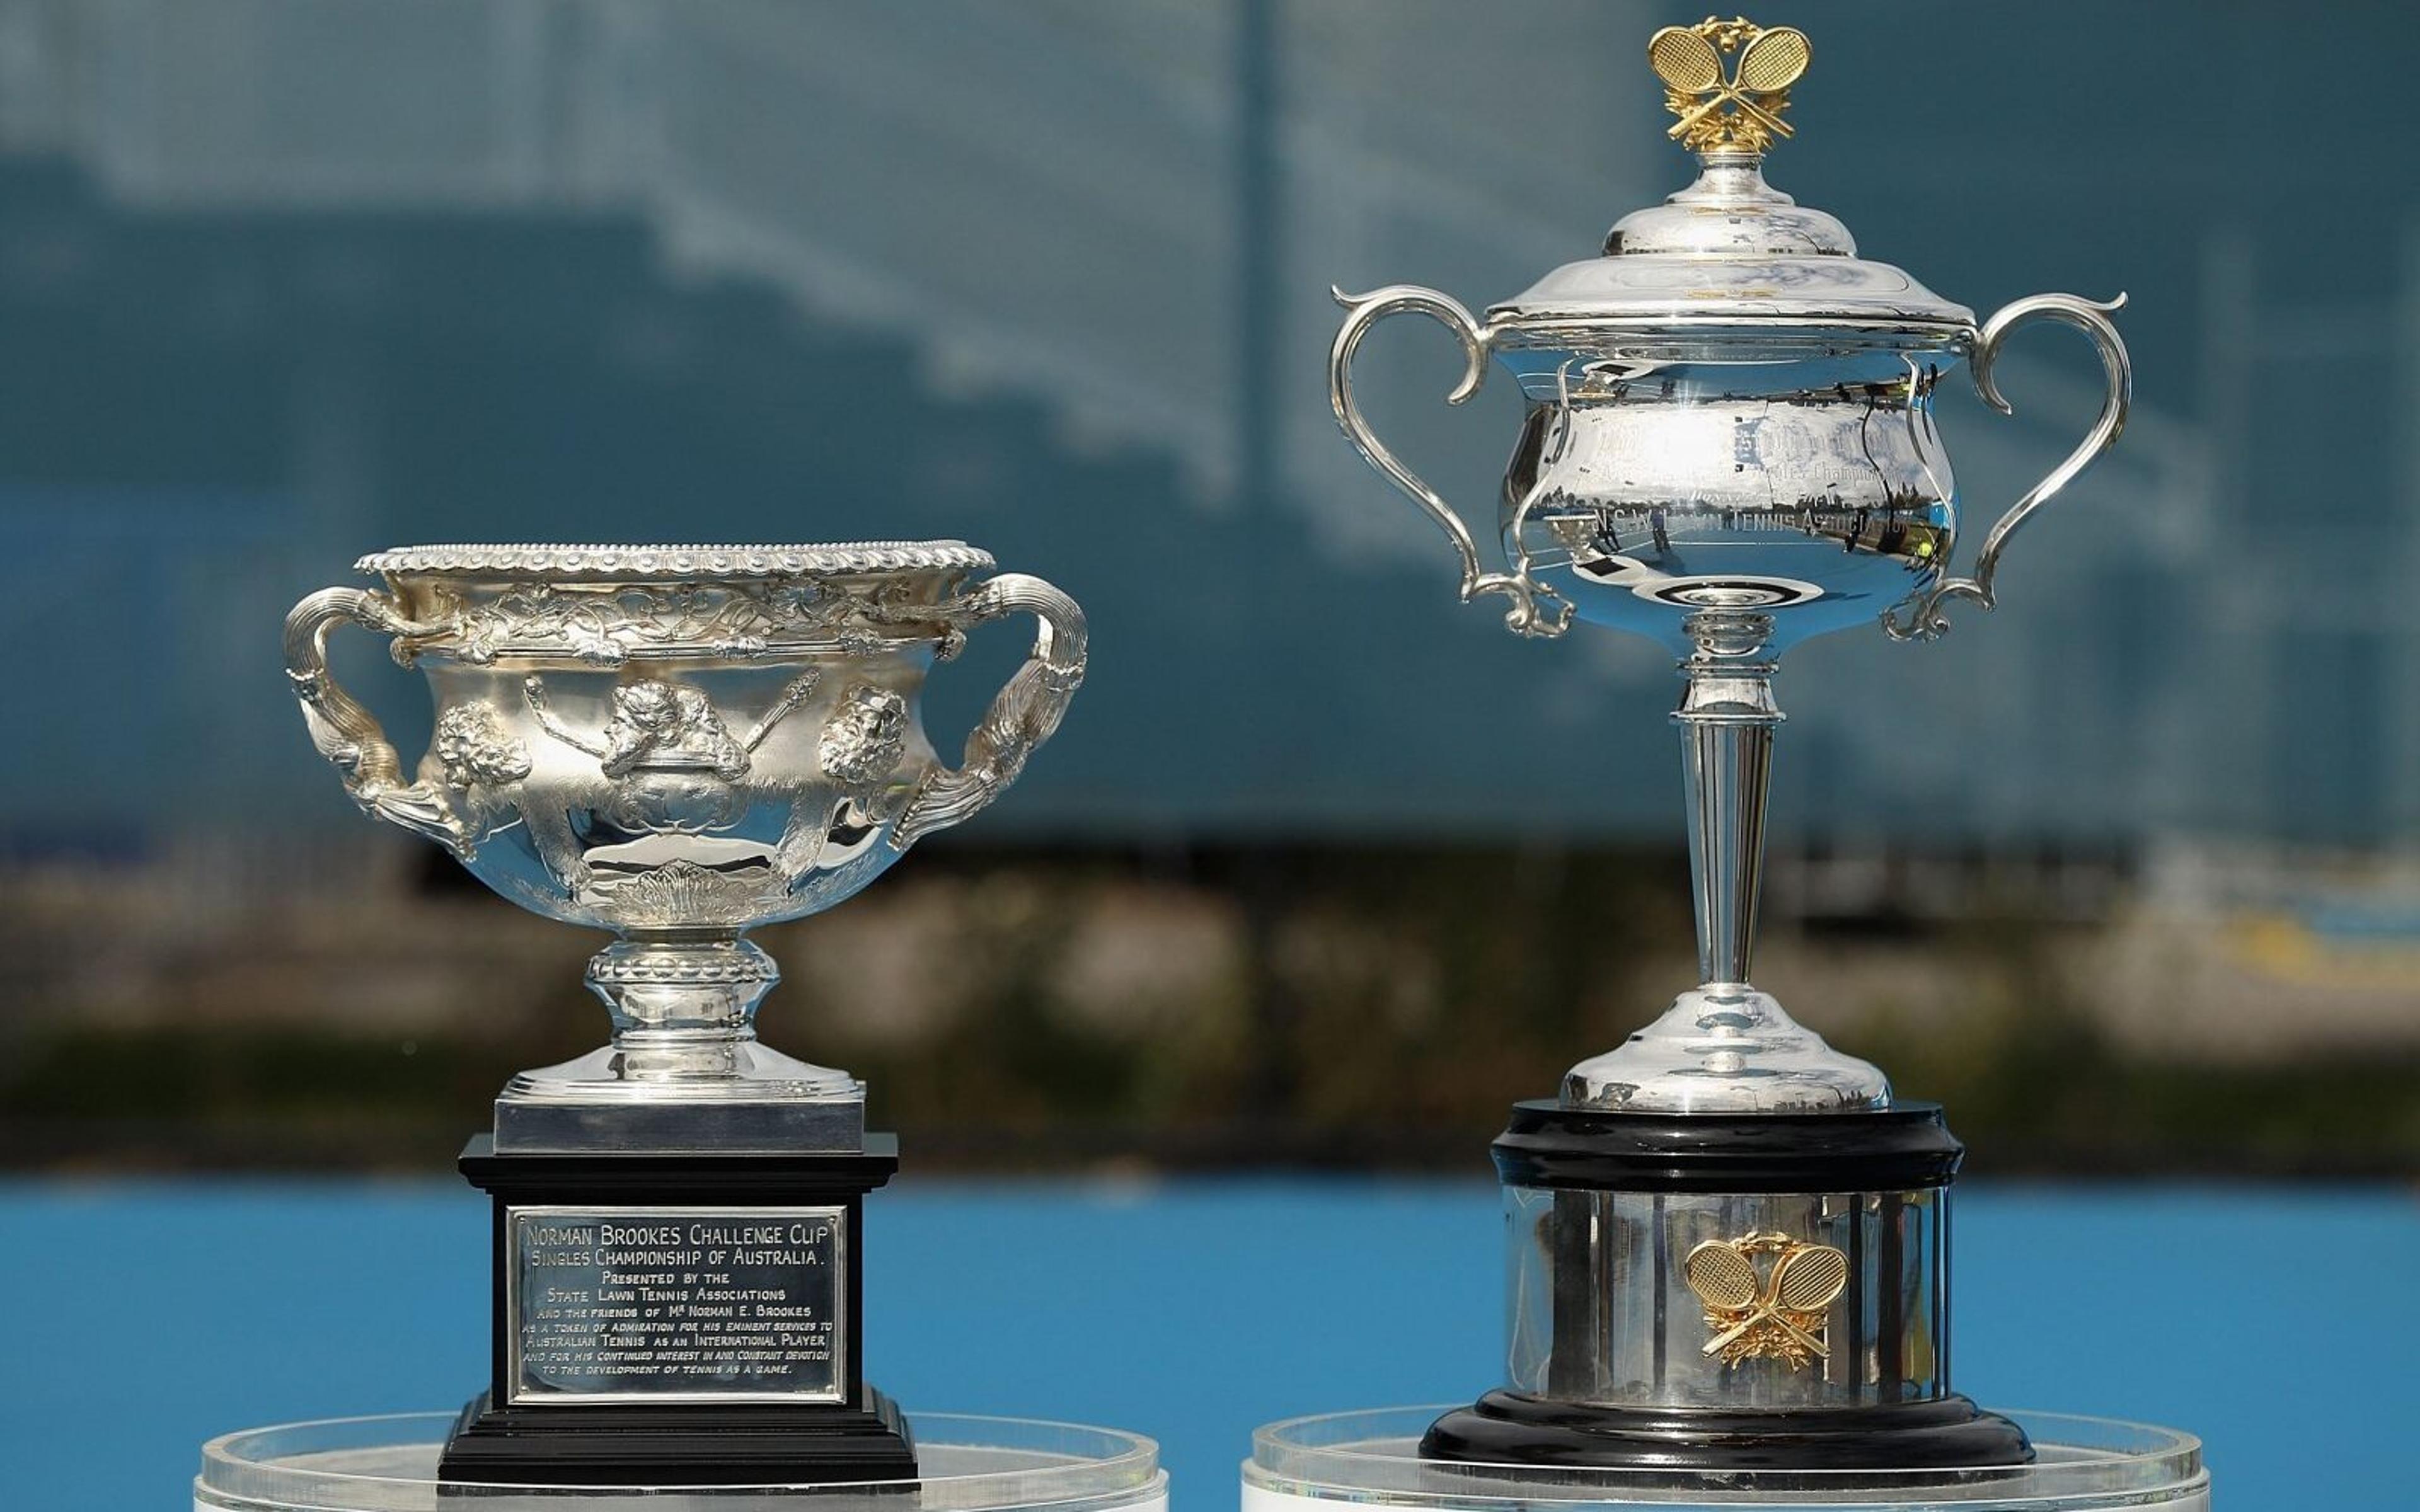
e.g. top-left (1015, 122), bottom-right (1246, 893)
top-left (1492, 1100), bottom-right (1964, 1194)
top-left (1421, 1389), bottom-right (2033, 1472)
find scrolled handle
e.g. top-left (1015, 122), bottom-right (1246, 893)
top-left (1329, 284), bottom-right (1571, 638)
top-left (892, 573), bottom-right (1087, 848)
top-left (283, 586), bottom-right (471, 854)
top-left (1884, 292), bottom-right (2132, 641)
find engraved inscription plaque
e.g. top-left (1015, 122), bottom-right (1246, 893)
top-left (506, 1205), bottom-right (847, 1406)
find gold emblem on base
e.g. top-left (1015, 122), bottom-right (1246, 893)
top-left (1648, 16), bottom-right (1811, 154)
top-left (1684, 1232), bottom-right (1850, 1371)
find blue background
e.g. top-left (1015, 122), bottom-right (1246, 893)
top-left (1, 1180), bottom-right (2406, 1510)
top-left (0, 0), bottom-right (2412, 844)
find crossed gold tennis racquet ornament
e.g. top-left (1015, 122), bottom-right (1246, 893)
top-left (1649, 16), bottom-right (1811, 154)
top-left (1684, 1232), bottom-right (1851, 1371)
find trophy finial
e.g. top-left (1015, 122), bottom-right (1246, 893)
top-left (1648, 16), bottom-right (1809, 154)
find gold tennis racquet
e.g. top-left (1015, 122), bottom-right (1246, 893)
top-left (1651, 24), bottom-right (1808, 143)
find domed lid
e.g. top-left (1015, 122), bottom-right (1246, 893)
top-left (1488, 18), bottom-right (1974, 341)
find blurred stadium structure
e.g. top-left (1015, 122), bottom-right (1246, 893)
top-left (0, 0), bottom-right (2412, 1171)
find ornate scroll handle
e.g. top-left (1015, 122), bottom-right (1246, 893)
top-left (282, 587), bottom-right (470, 854)
top-left (1329, 285), bottom-right (1572, 638)
top-left (1884, 292), bottom-right (2133, 641)
top-left (892, 573), bottom-right (1088, 849)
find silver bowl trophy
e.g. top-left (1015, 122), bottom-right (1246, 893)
top-left (1308, 14), bottom-right (2200, 1492)
top-left (284, 541), bottom-right (1085, 1484)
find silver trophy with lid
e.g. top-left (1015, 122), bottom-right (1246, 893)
top-left (1334, 23), bottom-right (2127, 1119)
top-left (1320, 16), bottom-right (2164, 1476)
top-left (285, 540), bottom-right (1084, 1483)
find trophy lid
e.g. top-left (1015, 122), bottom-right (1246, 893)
top-left (1487, 18), bottom-right (1974, 342)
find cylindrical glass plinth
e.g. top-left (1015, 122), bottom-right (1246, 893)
top-left (1245, 1407), bottom-right (2206, 1511)
top-left (196, 1412), bottom-right (1166, 1512)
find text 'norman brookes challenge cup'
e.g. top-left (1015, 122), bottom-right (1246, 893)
top-left (284, 540), bottom-right (1085, 1485)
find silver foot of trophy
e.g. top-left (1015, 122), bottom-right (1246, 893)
top-left (497, 936), bottom-right (868, 1154)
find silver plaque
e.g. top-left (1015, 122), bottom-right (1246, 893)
top-left (505, 1204), bottom-right (848, 1406)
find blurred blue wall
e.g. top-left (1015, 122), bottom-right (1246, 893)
top-left (0, 0), bottom-right (2407, 847)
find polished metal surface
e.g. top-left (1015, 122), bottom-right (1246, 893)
top-left (506, 1205), bottom-right (848, 1406)
top-left (1501, 158), bottom-right (1972, 333)
top-left (285, 541), bottom-right (1086, 1152)
top-left (1563, 609), bottom-right (1886, 1113)
top-left (1328, 285), bottom-right (1570, 638)
top-left (1504, 1184), bottom-right (1947, 1411)
top-left (1327, 18), bottom-right (2133, 1114)
top-left (1884, 295), bottom-right (2134, 642)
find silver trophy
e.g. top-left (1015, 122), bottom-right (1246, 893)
top-left (284, 541), bottom-right (1085, 1483)
top-left (286, 540), bottom-right (1083, 1150)
top-left (1325, 16), bottom-right (2149, 1474)
top-left (1332, 28), bottom-right (2128, 1117)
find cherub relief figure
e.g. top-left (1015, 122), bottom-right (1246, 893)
top-left (519, 671), bottom-right (821, 895)
top-left (595, 680), bottom-right (751, 782)
top-left (773, 684), bottom-right (911, 879)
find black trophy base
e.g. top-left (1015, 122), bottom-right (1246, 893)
top-left (1422, 1389), bottom-right (2031, 1472)
top-left (447, 1133), bottom-right (914, 1486)
top-left (439, 1383), bottom-right (918, 1486)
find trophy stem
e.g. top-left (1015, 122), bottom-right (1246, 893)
top-left (1559, 605), bottom-right (1885, 1113)
top-left (490, 934), bottom-right (866, 1154)
top-left (589, 934), bottom-right (778, 1054)
top-left (1673, 609), bottom-right (1780, 988)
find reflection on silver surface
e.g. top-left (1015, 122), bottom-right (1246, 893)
top-left (1563, 608), bottom-right (1887, 1114)
top-left (284, 542), bottom-right (1086, 1152)
top-left (1504, 1185), bottom-right (1944, 1412)
top-left (1330, 112), bottom-right (2133, 1112)
top-left (1504, 348), bottom-right (1955, 656)
top-left (1884, 295), bottom-right (2133, 642)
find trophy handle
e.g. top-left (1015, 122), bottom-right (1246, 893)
top-left (892, 572), bottom-right (1088, 848)
top-left (1329, 285), bottom-right (1572, 637)
top-left (283, 586), bottom-right (472, 854)
top-left (1884, 292), bottom-right (2133, 641)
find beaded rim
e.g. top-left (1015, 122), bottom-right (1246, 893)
top-left (357, 541), bottom-right (994, 580)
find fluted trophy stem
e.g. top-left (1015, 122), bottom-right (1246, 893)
top-left (1674, 610), bottom-right (1780, 988)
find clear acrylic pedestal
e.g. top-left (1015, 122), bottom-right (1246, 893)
top-left (195, 1412), bottom-right (1166, 1512)
top-left (1243, 1407), bottom-right (2206, 1512)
